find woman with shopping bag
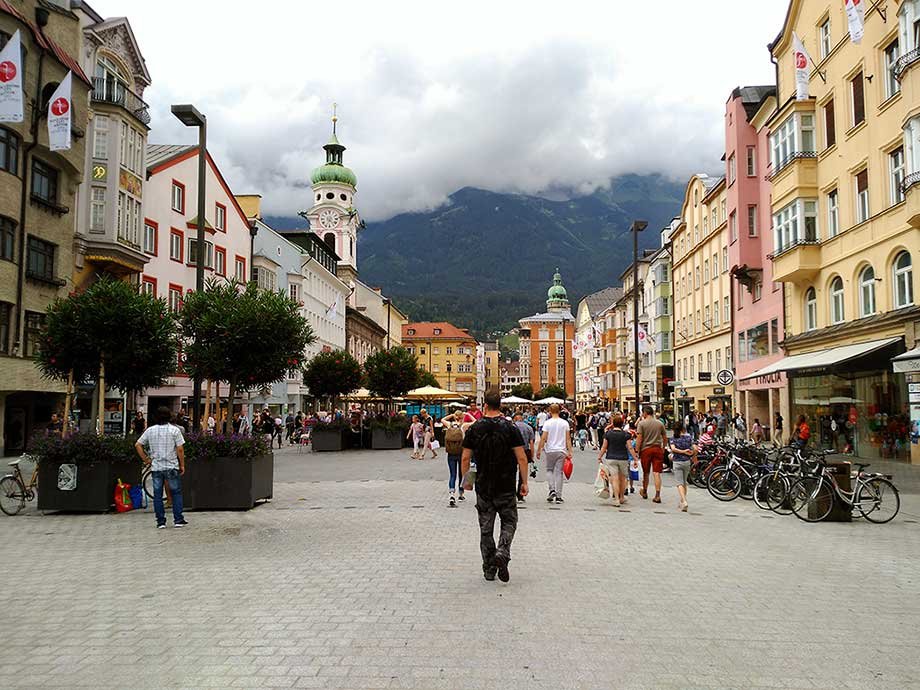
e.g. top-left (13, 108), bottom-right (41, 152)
top-left (596, 414), bottom-right (636, 507)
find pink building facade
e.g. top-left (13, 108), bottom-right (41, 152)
top-left (137, 145), bottom-right (254, 415)
top-left (725, 86), bottom-right (789, 440)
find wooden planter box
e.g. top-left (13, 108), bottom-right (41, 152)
top-left (37, 458), bottom-right (141, 513)
top-left (371, 428), bottom-right (405, 450)
top-left (311, 429), bottom-right (346, 452)
top-left (182, 453), bottom-right (273, 511)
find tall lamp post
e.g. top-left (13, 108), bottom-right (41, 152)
top-left (631, 220), bottom-right (648, 416)
top-left (447, 361), bottom-right (452, 391)
top-left (171, 104), bottom-right (207, 430)
top-left (383, 297), bottom-right (391, 349)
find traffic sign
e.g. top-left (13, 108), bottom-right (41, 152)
top-left (716, 369), bottom-right (735, 386)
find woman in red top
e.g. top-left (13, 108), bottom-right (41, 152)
top-left (793, 415), bottom-right (810, 449)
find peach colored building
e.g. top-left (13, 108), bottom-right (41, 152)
top-left (136, 145), bottom-right (254, 414)
top-left (725, 86), bottom-right (789, 439)
top-left (518, 270), bottom-right (576, 400)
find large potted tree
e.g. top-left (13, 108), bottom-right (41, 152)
top-left (510, 383), bottom-right (534, 400)
top-left (363, 347), bottom-right (417, 449)
top-left (179, 280), bottom-right (314, 508)
top-left (33, 278), bottom-right (179, 512)
top-left (302, 351), bottom-right (363, 452)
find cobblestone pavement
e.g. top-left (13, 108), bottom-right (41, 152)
top-left (1, 447), bottom-right (919, 690)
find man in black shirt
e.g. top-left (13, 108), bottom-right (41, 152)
top-left (462, 388), bottom-right (528, 583)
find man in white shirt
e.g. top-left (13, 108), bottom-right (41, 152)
top-left (536, 409), bottom-right (548, 435)
top-left (135, 406), bottom-right (188, 529)
top-left (535, 404), bottom-right (573, 504)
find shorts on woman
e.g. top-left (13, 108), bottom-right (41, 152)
top-left (603, 458), bottom-right (630, 478)
top-left (672, 459), bottom-right (691, 486)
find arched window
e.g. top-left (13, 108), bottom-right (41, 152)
top-left (859, 265), bottom-right (876, 316)
top-left (805, 288), bottom-right (817, 331)
top-left (323, 232), bottom-right (335, 251)
top-left (894, 251), bottom-right (913, 308)
top-left (830, 277), bottom-right (845, 324)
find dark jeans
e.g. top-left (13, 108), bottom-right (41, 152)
top-left (446, 455), bottom-right (464, 495)
top-left (152, 469), bottom-right (184, 526)
top-left (476, 492), bottom-right (518, 570)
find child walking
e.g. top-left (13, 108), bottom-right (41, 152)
top-left (407, 415), bottom-right (424, 459)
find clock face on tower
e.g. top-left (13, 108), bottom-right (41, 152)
top-left (319, 209), bottom-right (340, 229)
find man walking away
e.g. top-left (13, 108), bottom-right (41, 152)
top-left (536, 404), bottom-right (573, 504)
top-left (285, 411), bottom-right (296, 444)
top-left (462, 389), bottom-right (527, 582)
top-left (636, 405), bottom-right (667, 503)
top-left (512, 412), bottom-right (535, 503)
top-left (135, 406), bottom-right (188, 529)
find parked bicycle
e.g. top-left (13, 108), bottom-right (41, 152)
top-left (788, 458), bottom-right (900, 523)
top-left (0, 456), bottom-right (38, 516)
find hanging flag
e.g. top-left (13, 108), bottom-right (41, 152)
top-left (0, 30), bottom-right (23, 122)
top-left (325, 293), bottom-right (340, 319)
top-left (792, 33), bottom-right (811, 101)
top-left (585, 330), bottom-right (595, 347)
top-left (637, 324), bottom-right (650, 354)
top-left (47, 72), bottom-right (73, 151)
top-left (571, 339), bottom-right (581, 358)
top-left (592, 321), bottom-right (603, 337)
top-left (845, 0), bottom-right (865, 44)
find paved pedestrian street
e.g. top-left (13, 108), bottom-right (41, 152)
top-left (2, 448), bottom-right (919, 690)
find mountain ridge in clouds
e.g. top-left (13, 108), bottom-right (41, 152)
top-left (265, 174), bottom-right (685, 337)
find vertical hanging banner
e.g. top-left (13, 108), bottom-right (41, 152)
top-left (845, 0), bottom-right (865, 44)
top-left (637, 324), bottom-right (650, 354)
top-left (47, 72), bottom-right (73, 151)
top-left (0, 30), bottom-right (23, 122)
top-left (792, 33), bottom-right (811, 101)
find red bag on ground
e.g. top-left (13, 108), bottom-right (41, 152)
top-left (563, 456), bottom-right (573, 480)
top-left (114, 479), bottom-right (133, 513)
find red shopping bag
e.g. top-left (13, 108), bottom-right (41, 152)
top-left (114, 479), bottom-right (133, 512)
top-left (563, 456), bottom-right (573, 480)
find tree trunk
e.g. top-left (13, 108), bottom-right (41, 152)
top-left (228, 374), bottom-right (238, 430)
top-left (97, 357), bottom-right (106, 436)
top-left (62, 369), bottom-right (73, 438)
top-left (203, 379), bottom-right (212, 432)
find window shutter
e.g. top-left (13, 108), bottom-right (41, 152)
top-left (857, 169), bottom-right (868, 193)
top-left (851, 72), bottom-right (865, 125)
top-left (824, 99), bottom-right (835, 147)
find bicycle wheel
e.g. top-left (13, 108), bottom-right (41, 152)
top-left (789, 476), bottom-right (834, 523)
top-left (753, 474), bottom-right (778, 511)
top-left (688, 463), bottom-right (704, 488)
top-left (0, 476), bottom-right (26, 516)
top-left (707, 466), bottom-right (741, 502)
top-left (764, 475), bottom-right (794, 515)
top-left (856, 477), bottom-right (900, 524)
top-left (143, 469), bottom-right (154, 500)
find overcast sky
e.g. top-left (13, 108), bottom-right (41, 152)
top-left (95, 0), bottom-right (789, 221)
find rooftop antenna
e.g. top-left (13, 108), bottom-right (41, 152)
top-left (332, 102), bottom-right (338, 135)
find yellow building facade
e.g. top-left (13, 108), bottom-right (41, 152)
top-left (671, 175), bottom-right (734, 418)
top-left (761, 0), bottom-right (920, 461)
top-left (402, 322), bottom-right (478, 397)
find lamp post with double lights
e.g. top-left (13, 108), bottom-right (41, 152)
top-left (631, 219), bottom-right (648, 415)
top-left (447, 361), bottom-right (452, 391)
top-left (171, 104), bottom-right (207, 430)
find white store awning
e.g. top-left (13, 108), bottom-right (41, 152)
top-left (892, 346), bottom-right (920, 373)
top-left (742, 337), bottom-right (902, 380)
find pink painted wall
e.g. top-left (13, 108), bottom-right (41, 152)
top-left (724, 92), bottom-right (786, 390)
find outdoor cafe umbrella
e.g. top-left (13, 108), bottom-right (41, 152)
top-left (533, 396), bottom-right (565, 405)
top-left (405, 385), bottom-right (466, 401)
top-left (501, 395), bottom-right (533, 405)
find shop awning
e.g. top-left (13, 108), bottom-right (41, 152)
top-left (892, 346), bottom-right (920, 373)
top-left (741, 337), bottom-right (902, 379)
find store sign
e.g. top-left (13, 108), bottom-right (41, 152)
top-left (698, 372), bottom-right (712, 382)
top-left (713, 387), bottom-right (725, 395)
top-left (717, 369), bottom-right (735, 386)
top-left (893, 358), bottom-right (920, 373)
top-left (92, 164), bottom-right (107, 181)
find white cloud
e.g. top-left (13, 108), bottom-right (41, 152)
top-left (97, 0), bottom-right (788, 220)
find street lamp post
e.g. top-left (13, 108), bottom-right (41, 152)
top-left (631, 220), bottom-right (648, 416)
top-left (447, 361), bottom-right (452, 391)
top-left (383, 297), bottom-right (391, 349)
top-left (171, 104), bottom-right (207, 430)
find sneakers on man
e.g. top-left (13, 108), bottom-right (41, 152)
top-left (483, 566), bottom-right (497, 581)
top-left (458, 493), bottom-right (466, 501)
top-left (449, 494), bottom-right (456, 508)
top-left (174, 520), bottom-right (189, 528)
top-left (547, 491), bottom-right (556, 503)
top-left (156, 524), bottom-right (166, 530)
top-left (493, 550), bottom-right (510, 583)
top-left (554, 496), bottom-right (564, 504)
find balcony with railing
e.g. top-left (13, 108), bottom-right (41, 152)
top-left (768, 238), bottom-right (822, 282)
top-left (91, 77), bottom-right (151, 125)
top-left (893, 48), bottom-right (920, 81)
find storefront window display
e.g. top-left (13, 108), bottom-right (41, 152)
top-left (791, 370), bottom-right (910, 461)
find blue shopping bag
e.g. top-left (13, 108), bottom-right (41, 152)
top-left (128, 484), bottom-right (146, 509)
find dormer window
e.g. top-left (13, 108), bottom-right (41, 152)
top-left (433, 328), bottom-right (442, 335)
top-left (407, 329), bottom-right (415, 336)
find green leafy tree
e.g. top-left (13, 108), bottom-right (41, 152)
top-left (302, 350), bottom-right (363, 408)
top-left (363, 347), bottom-right (419, 409)
top-left (414, 369), bottom-right (440, 388)
top-left (510, 383), bottom-right (533, 400)
top-left (180, 280), bottom-right (314, 409)
top-left (538, 384), bottom-right (568, 400)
